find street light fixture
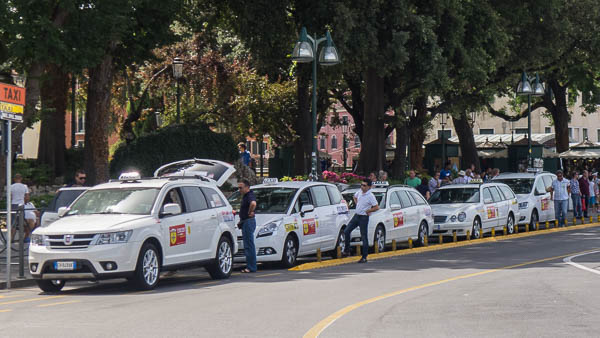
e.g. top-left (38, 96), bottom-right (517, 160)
top-left (172, 57), bottom-right (184, 124)
top-left (516, 71), bottom-right (544, 167)
top-left (292, 27), bottom-right (340, 180)
top-left (440, 112), bottom-right (447, 168)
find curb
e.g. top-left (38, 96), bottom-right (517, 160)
top-left (0, 278), bottom-right (37, 290)
top-left (290, 222), bottom-right (600, 271)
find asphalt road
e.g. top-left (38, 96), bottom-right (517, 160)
top-left (1, 225), bottom-right (600, 337)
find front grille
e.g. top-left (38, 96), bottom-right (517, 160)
top-left (47, 234), bottom-right (96, 249)
top-left (433, 216), bottom-right (447, 223)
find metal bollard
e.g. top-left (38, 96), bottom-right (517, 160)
top-left (536, 222), bottom-right (539, 231)
top-left (374, 242), bottom-right (379, 254)
top-left (439, 234), bottom-right (443, 244)
top-left (356, 245), bottom-right (361, 257)
top-left (555, 220), bottom-right (558, 228)
top-left (545, 221), bottom-right (549, 230)
top-left (590, 216), bottom-right (593, 224)
top-left (408, 238), bottom-right (413, 249)
top-left (503, 226), bottom-right (507, 236)
top-left (526, 223), bottom-right (529, 232)
top-left (336, 246), bottom-right (341, 259)
top-left (18, 206), bottom-right (25, 279)
top-left (317, 248), bottom-right (322, 262)
top-left (392, 240), bottom-right (397, 251)
top-left (424, 235), bottom-right (428, 247)
top-left (597, 215), bottom-right (600, 222)
top-left (515, 224), bottom-right (519, 233)
top-left (466, 230), bottom-right (471, 240)
top-left (572, 218), bottom-right (576, 226)
top-left (452, 231), bottom-right (457, 243)
top-left (491, 228), bottom-right (495, 238)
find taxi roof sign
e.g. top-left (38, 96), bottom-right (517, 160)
top-left (469, 178), bottom-right (483, 184)
top-left (119, 172), bottom-right (142, 181)
top-left (373, 181), bottom-right (389, 187)
top-left (263, 178), bottom-right (279, 185)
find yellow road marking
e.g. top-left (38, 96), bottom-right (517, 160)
top-left (0, 309), bottom-right (12, 313)
top-left (293, 222), bottom-right (600, 271)
top-left (0, 295), bottom-right (65, 306)
top-left (254, 273), bottom-right (282, 278)
top-left (303, 248), bottom-right (599, 338)
top-left (37, 300), bottom-right (80, 308)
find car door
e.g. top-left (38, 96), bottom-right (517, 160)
top-left (397, 190), bottom-right (416, 239)
top-left (310, 185), bottom-right (335, 248)
top-left (294, 188), bottom-right (318, 253)
top-left (386, 190), bottom-right (403, 241)
top-left (160, 187), bottom-right (194, 266)
top-left (499, 185), bottom-right (518, 223)
top-left (532, 177), bottom-right (548, 221)
top-left (181, 186), bottom-right (215, 260)
top-left (541, 175), bottom-right (555, 221)
top-left (409, 190), bottom-right (430, 237)
top-left (490, 186), bottom-right (508, 228)
top-left (201, 187), bottom-right (229, 256)
top-left (482, 187), bottom-right (498, 230)
top-left (326, 185), bottom-right (347, 244)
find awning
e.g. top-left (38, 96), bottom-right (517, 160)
top-left (477, 150), bottom-right (501, 158)
top-left (558, 149), bottom-right (600, 159)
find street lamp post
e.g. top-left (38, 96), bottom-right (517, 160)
top-left (440, 112), bottom-right (447, 168)
top-left (292, 27), bottom-right (340, 180)
top-left (516, 71), bottom-right (544, 167)
top-left (342, 119), bottom-right (348, 172)
top-left (172, 57), bottom-right (184, 124)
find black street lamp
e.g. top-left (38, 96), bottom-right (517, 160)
top-left (172, 57), bottom-right (184, 124)
top-left (342, 118), bottom-right (348, 172)
top-left (516, 71), bottom-right (544, 167)
top-left (292, 27), bottom-right (340, 180)
top-left (440, 112), bottom-right (447, 168)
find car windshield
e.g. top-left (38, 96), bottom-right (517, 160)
top-left (228, 187), bottom-right (298, 214)
top-left (493, 179), bottom-right (533, 194)
top-left (342, 191), bottom-right (385, 209)
top-left (50, 190), bottom-right (86, 212)
top-left (429, 188), bottom-right (480, 204)
top-left (66, 188), bottom-right (160, 215)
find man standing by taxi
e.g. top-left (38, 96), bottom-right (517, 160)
top-left (547, 170), bottom-right (570, 227)
top-left (343, 179), bottom-right (380, 263)
top-left (404, 170), bottom-right (421, 188)
top-left (238, 179), bottom-right (257, 273)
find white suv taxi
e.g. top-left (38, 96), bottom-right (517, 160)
top-left (492, 171), bottom-right (556, 228)
top-left (29, 160), bottom-right (237, 292)
top-left (429, 181), bottom-right (520, 238)
top-left (228, 179), bottom-right (349, 268)
top-left (341, 182), bottom-right (434, 252)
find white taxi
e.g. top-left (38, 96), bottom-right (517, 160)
top-left (492, 171), bottom-right (556, 229)
top-left (228, 179), bottom-right (349, 268)
top-left (429, 181), bottom-right (520, 238)
top-left (29, 160), bottom-right (237, 292)
top-left (341, 182), bottom-right (434, 252)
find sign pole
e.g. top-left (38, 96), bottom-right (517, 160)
top-left (5, 119), bottom-right (11, 289)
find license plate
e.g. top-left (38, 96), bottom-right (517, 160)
top-left (435, 224), bottom-right (441, 230)
top-left (54, 261), bottom-right (76, 271)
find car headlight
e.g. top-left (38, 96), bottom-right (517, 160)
top-left (31, 234), bottom-right (47, 246)
top-left (450, 215), bottom-right (457, 222)
top-left (458, 212), bottom-right (467, 222)
top-left (95, 230), bottom-right (133, 245)
top-left (257, 222), bottom-right (279, 238)
top-left (518, 202), bottom-right (529, 209)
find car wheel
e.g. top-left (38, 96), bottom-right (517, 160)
top-left (330, 228), bottom-right (346, 258)
top-left (530, 210), bottom-right (538, 231)
top-left (472, 217), bottom-right (482, 239)
top-left (417, 221), bottom-right (428, 247)
top-left (506, 213), bottom-right (515, 234)
top-left (132, 242), bottom-right (160, 290)
top-left (374, 225), bottom-right (386, 253)
top-left (36, 279), bottom-right (65, 293)
top-left (207, 236), bottom-right (233, 280)
top-left (280, 235), bottom-right (298, 268)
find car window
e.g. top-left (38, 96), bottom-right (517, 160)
top-left (493, 178), bottom-right (534, 194)
top-left (397, 190), bottom-right (413, 208)
top-left (388, 190), bottom-right (401, 207)
top-left (67, 188), bottom-right (160, 216)
top-left (341, 192), bottom-right (355, 209)
top-left (294, 189), bottom-right (313, 213)
top-left (182, 187), bottom-right (208, 212)
top-left (50, 189), bottom-right (86, 212)
top-left (499, 186), bottom-right (515, 200)
top-left (483, 188), bottom-right (493, 203)
top-left (489, 186), bottom-right (503, 202)
top-left (311, 185), bottom-right (331, 207)
top-left (326, 186), bottom-right (342, 204)
top-left (429, 188), bottom-right (480, 204)
top-left (229, 187), bottom-right (297, 214)
top-left (201, 187), bottom-right (225, 208)
top-left (162, 188), bottom-right (187, 212)
top-left (342, 191), bottom-right (386, 209)
top-left (534, 178), bottom-right (546, 195)
top-left (542, 175), bottom-right (553, 189)
top-left (409, 191), bottom-right (427, 205)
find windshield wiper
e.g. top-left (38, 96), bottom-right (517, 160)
top-left (94, 211), bottom-right (124, 214)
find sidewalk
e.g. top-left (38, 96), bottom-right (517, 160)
top-left (0, 245), bottom-right (35, 289)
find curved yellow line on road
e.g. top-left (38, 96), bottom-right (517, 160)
top-left (303, 248), bottom-right (600, 338)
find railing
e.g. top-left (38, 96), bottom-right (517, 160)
top-left (1, 205), bottom-right (34, 287)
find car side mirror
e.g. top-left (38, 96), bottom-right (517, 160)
top-left (57, 207), bottom-right (69, 217)
top-left (484, 198), bottom-right (493, 204)
top-left (161, 203), bottom-right (182, 216)
top-left (390, 204), bottom-right (402, 211)
top-left (300, 204), bottom-right (315, 217)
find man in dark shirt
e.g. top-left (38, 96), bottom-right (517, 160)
top-left (238, 179), bottom-right (257, 273)
top-left (579, 170), bottom-right (590, 218)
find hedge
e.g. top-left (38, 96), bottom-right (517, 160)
top-left (110, 123), bottom-right (239, 178)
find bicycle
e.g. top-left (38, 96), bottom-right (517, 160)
top-left (0, 210), bottom-right (25, 255)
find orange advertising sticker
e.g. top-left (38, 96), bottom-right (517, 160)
top-left (0, 83), bottom-right (26, 106)
top-left (541, 199), bottom-right (549, 211)
top-left (303, 218), bottom-right (316, 235)
top-left (169, 224), bottom-right (186, 246)
top-left (486, 207), bottom-right (496, 219)
top-left (393, 212), bottom-right (404, 228)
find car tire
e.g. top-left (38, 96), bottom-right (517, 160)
top-left (131, 242), bottom-right (160, 291)
top-left (36, 279), bottom-right (65, 293)
top-left (374, 225), bottom-right (386, 253)
top-left (280, 235), bottom-right (298, 268)
top-left (506, 213), bottom-right (515, 234)
top-left (472, 217), bottom-right (482, 239)
top-left (417, 221), bottom-right (428, 247)
top-left (207, 236), bottom-right (233, 280)
top-left (530, 210), bottom-right (538, 231)
top-left (330, 228), bottom-right (346, 258)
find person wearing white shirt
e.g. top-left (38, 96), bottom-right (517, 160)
top-left (343, 180), bottom-right (380, 263)
top-left (547, 170), bottom-right (570, 227)
top-left (23, 193), bottom-right (39, 241)
top-left (11, 173), bottom-right (28, 206)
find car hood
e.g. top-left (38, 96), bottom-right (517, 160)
top-left (515, 194), bottom-right (531, 202)
top-left (34, 214), bottom-right (151, 234)
top-left (431, 203), bottom-right (473, 216)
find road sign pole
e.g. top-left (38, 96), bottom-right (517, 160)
top-left (5, 119), bottom-right (11, 289)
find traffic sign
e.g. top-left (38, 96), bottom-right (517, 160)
top-left (0, 102), bottom-right (24, 122)
top-left (0, 82), bottom-right (26, 106)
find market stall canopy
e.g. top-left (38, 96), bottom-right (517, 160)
top-left (558, 148), bottom-right (600, 159)
top-left (571, 139), bottom-right (600, 150)
top-left (448, 133), bottom-right (554, 145)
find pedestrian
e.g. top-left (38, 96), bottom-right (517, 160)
top-left (23, 192), bottom-right (39, 241)
top-left (11, 173), bottom-right (28, 207)
top-left (579, 170), bottom-right (590, 219)
top-left (378, 170), bottom-right (388, 181)
top-left (440, 162), bottom-right (452, 180)
top-left (343, 179), bottom-right (379, 263)
top-left (483, 168), bottom-right (493, 182)
top-left (589, 174), bottom-right (596, 214)
top-left (429, 171), bottom-right (441, 194)
top-left (547, 170), bottom-right (570, 227)
top-left (368, 172), bottom-right (377, 183)
top-left (237, 179), bottom-right (257, 273)
top-left (570, 170), bottom-right (582, 219)
top-left (238, 143), bottom-right (251, 166)
top-left (404, 170), bottom-right (421, 188)
top-left (492, 168), bottom-right (500, 179)
top-left (464, 169), bottom-right (473, 183)
top-left (593, 173), bottom-right (600, 213)
top-left (453, 170), bottom-right (468, 184)
top-left (68, 169), bottom-right (87, 187)
top-left (416, 178), bottom-right (431, 200)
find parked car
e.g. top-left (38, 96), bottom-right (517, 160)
top-left (341, 182), bottom-right (433, 251)
top-left (228, 179), bottom-right (349, 268)
top-left (40, 187), bottom-right (89, 227)
top-left (429, 181), bottom-right (520, 238)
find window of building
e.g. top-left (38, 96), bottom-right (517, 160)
top-left (76, 140), bottom-right (84, 148)
top-left (545, 127), bottom-right (552, 134)
top-left (437, 130), bottom-right (451, 140)
top-left (597, 129), bottom-right (600, 142)
top-left (77, 113), bottom-right (85, 133)
top-left (320, 137), bottom-right (326, 150)
top-left (342, 115), bottom-right (348, 125)
top-left (331, 135), bottom-right (337, 149)
top-left (479, 128), bottom-right (494, 135)
top-left (569, 127), bottom-right (573, 139)
top-left (515, 128), bottom-right (528, 134)
top-left (583, 128), bottom-right (588, 140)
top-left (354, 136), bottom-right (360, 148)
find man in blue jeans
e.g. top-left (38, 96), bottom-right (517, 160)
top-left (238, 179), bottom-right (257, 273)
top-left (547, 170), bottom-right (571, 227)
top-left (343, 179), bottom-right (380, 263)
top-left (570, 170), bottom-right (582, 218)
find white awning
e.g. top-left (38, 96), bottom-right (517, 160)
top-left (558, 149), bottom-right (600, 159)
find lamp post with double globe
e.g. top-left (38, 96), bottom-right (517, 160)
top-left (516, 72), bottom-right (545, 167)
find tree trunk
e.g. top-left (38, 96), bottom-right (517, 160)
top-left (84, 52), bottom-right (115, 185)
top-left (38, 64), bottom-right (69, 178)
top-left (453, 111), bottom-right (480, 172)
top-left (358, 68), bottom-right (385, 175)
top-left (546, 79), bottom-right (570, 153)
top-left (293, 70), bottom-right (311, 175)
top-left (392, 122), bottom-right (408, 179)
top-left (408, 97), bottom-right (428, 171)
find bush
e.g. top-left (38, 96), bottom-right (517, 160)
top-left (12, 159), bottom-right (52, 186)
top-left (110, 122), bottom-right (239, 178)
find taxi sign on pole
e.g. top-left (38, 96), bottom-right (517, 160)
top-left (0, 82), bottom-right (26, 123)
top-left (0, 102), bottom-right (24, 122)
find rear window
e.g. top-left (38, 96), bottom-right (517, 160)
top-left (50, 190), bottom-right (86, 212)
top-left (326, 186), bottom-right (342, 204)
top-left (311, 186), bottom-right (331, 207)
top-left (499, 186), bottom-right (515, 200)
